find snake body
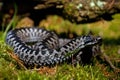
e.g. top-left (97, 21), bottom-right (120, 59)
top-left (6, 27), bottom-right (102, 67)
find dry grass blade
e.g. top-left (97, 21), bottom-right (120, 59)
top-left (6, 49), bottom-right (27, 70)
top-left (31, 66), bottom-right (57, 75)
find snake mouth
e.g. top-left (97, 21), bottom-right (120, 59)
top-left (95, 36), bottom-right (102, 46)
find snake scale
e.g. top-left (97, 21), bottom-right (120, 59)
top-left (6, 27), bottom-right (102, 68)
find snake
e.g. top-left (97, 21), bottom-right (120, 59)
top-left (5, 27), bottom-right (102, 68)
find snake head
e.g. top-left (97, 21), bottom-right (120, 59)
top-left (83, 35), bottom-right (102, 46)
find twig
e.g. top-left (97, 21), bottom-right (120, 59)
top-left (102, 52), bottom-right (120, 72)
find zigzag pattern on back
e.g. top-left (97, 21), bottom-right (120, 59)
top-left (6, 27), bottom-right (102, 67)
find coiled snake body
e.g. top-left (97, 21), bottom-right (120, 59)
top-left (6, 27), bottom-right (102, 68)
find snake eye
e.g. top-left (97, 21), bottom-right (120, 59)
top-left (84, 35), bottom-right (93, 44)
